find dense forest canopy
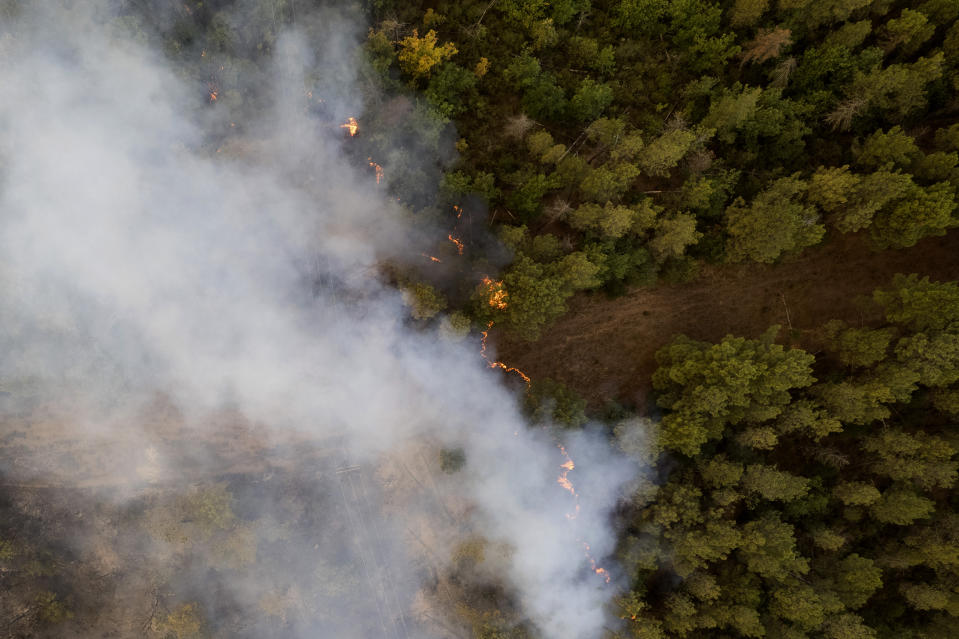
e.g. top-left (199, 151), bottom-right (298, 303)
top-left (1, 0), bottom-right (958, 638)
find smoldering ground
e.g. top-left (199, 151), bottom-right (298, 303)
top-left (0, 2), bottom-right (639, 638)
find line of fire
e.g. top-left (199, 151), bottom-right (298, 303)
top-left (334, 113), bottom-right (613, 587)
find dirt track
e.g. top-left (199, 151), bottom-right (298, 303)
top-left (496, 230), bottom-right (959, 408)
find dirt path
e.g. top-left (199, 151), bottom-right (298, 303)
top-left (496, 231), bottom-right (959, 408)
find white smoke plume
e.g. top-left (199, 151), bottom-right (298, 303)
top-left (0, 3), bottom-right (639, 637)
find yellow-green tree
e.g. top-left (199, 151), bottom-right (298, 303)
top-left (397, 29), bottom-right (457, 80)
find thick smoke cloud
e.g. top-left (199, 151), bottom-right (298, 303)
top-left (0, 3), bottom-right (638, 637)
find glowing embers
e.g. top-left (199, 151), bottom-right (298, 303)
top-left (480, 276), bottom-right (508, 310)
top-left (340, 116), bottom-right (359, 136)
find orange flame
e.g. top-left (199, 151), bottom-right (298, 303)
top-left (368, 159), bottom-right (384, 185)
top-left (582, 542), bottom-right (612, 584)
top-left (453, 205), bottom-right (463, 219)
top-left (557, 444), bottom-right (580, 520)
top-left (476, 317), bottom-right (607, 581)
top-left (448, 234), bottom-right (464, 255)
top-left (558, 445), bottom-right (577, 497)
top-left (421, 253), bottom-right (441, 263)
top-left (341, 117), bottom-right (358, 136)
top-left (480, 321), bottom-right (531, 387)
top-left (481, 276), bottom-right (508, 310)
top-left (208, 83), bottom-right (218, 102)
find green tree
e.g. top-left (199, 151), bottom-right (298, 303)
top-left (871, 181), bottom-right (958, 249)
top-left (814, 378), bottom-right (898, 425)
top-left (775, 399), bottom-right (843, 439)
top-left (556, 251), bottom-right (602, 290)
top-left (855, 126), bottom-right (920, 170)
top-left (505, 170), bottom-right (560, 219)
top-left (504, 54), bottom-right (568, 120)
top-left (741, 464), bottom-right (810, 502)
top-left (729, 0), bottom-right (768, 28)
top-left (569, 201), bottom-right (653, 238)
top-left (875, 274), bottom-right (959, 333)
top-left (524, 378), bottom-right (588, 427)
top-left (821, 320), bottom-right (895, 367)
top-left (832, 170), bottom-right (913, 233)
top-left (808, 165), bottom-right (861, 212)
top-left (699, 455), bottom-right (744, 488)
top-left (822, 614), bottom-right (877, 639)
top-left (900, 583), bottom-right (953, 611)
top-left (500, 256), bottom-right (572, 340)
top-left (637, 129), bottom-right (699, 177)
top-left (847, 53), bottom-right (944, 122)
top-left (863, 429), bottom-right (958, 490)
top-left (769, 583), bottom-right (825, 629)
top-left (652, 329), bottom-right (816, 455)
top-left (725, 176), bottom-right (825, 263)
top-left (402, 282), bottom-right (447, 320)
top-left (829, 554), bottom-right (883, 608)
top-left (425, 63), bottom-right (477, 116)
top-left (786, 0), bottom-right (871, 29)
top-left (879, 8), bottom-right (934, 55)
top-left (579, 163), bottom-right (641, 201)
top-left (570, 77), bottom-right (614, 122)
top-left (739, 514), bottom-right (809, 580)
top-left (702, 86), bottom-right (761, 144)
top-left (649, 213), bottom-right (702, 262)
top-left (617, 0), bottom-right (669, 32)
top-left (895, 332), bottom-right (959, 387)
top-left (834, 481), bottom-right (881, 506)
top-left (870, 488), bottom-right (935, 525)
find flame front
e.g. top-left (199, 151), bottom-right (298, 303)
top-left (479, 321), bottom-right (531, 387)
top-left (448, 234), bottom-right (464, 255)
top-left (557, 444), bottom-right (580, 519)
top-left (474, 312), bottom-right (610, 584)
top-left (340, 117), bottom-right (358, 136)
top-left (582, 542), bottom-right (612, 584)
top-left (560, 450), bottom-right (609, 581)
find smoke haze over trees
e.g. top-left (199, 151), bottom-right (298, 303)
top-left (2, 1), bottom-right (959, 638)
top-left (0, 2), bottom-right (636, 638)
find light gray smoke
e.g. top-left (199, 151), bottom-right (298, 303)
top-left (0, 3), bottom-right (639, 637)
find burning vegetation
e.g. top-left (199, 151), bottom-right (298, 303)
top-left (340, 116), bottom-right (358, 136)
top-left (481, 276), bottom-right (508, 311)
top-left (368, 158), bottom-right (384, 185)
